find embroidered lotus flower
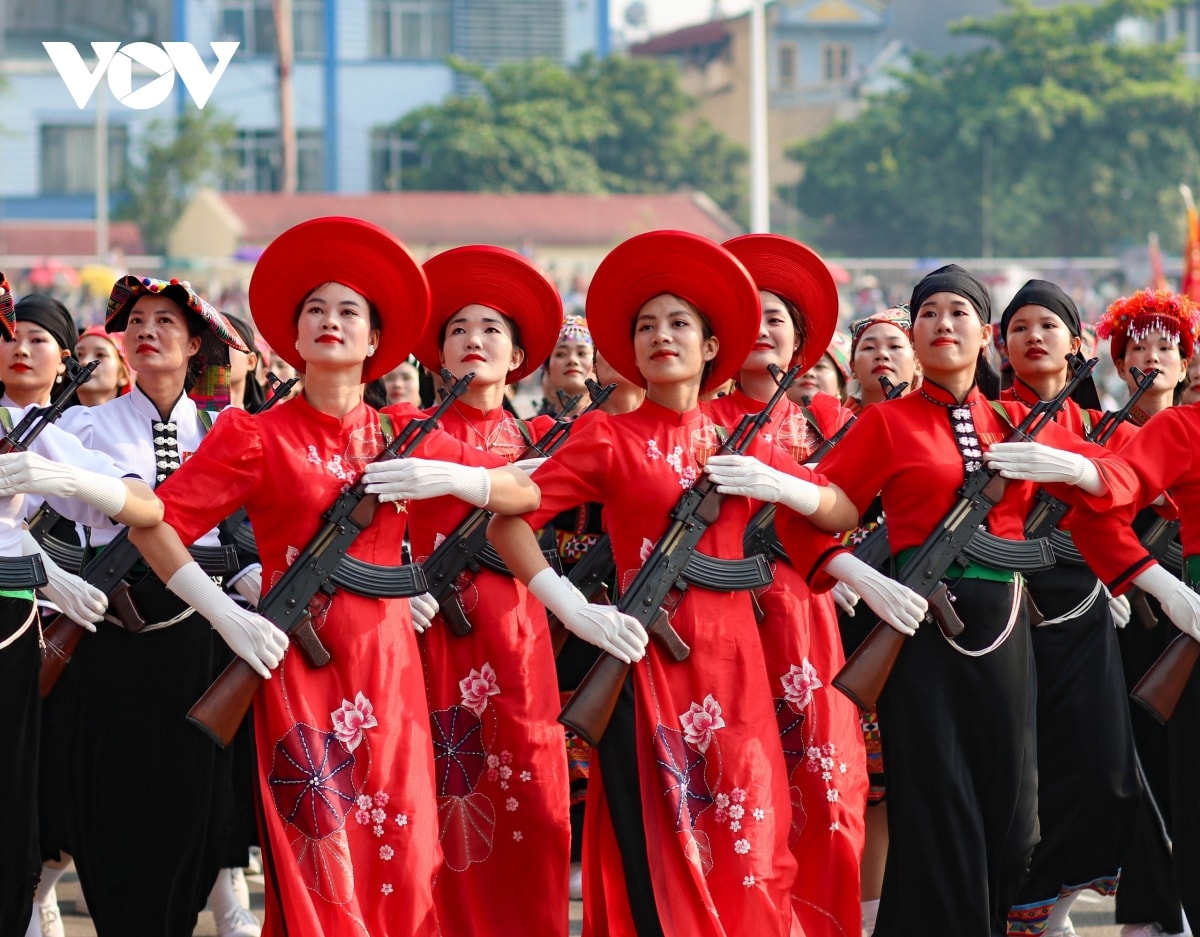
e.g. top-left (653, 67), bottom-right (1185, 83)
top-left (780, 660), bottom-right (822, 711)
top-left (680, 694), bottom-right (726, 752)
top-left (331, 692), bottom-right (378, 752)
top-left (459, 663), bottom-right (501, 716)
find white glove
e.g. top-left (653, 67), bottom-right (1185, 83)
top-left (825, 552), bottom-right (928, 636)
top-left (512, 456), bottom-right (548, 476)
top-left (832, 580), bottom-right (861, 616)
top-left (1108, 592), bottom-right (1131, 629)
top-left (408, 591), bottom-right (439, 633)
top-left (227, 564), bottom-right (263, 607)
top-left (984, 441), bottom-right (1103, 494)
top-left (0, 451), bottom-right (126, 516)
top-left (20, 531), bottom-right (105, 630)
top-left (703, 454), bottom-right (822, 515)
top-left (1132, 563), bottom-right (1200, 642)
top-left (362, 458), bottom-right (491, 507)
top-left (528, 567), bottom-right (648, 663)
top-left (167, 562), bottom-right (289, 678)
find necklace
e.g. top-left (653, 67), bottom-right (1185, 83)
top-left (455, 402), bottom-right (522, 455)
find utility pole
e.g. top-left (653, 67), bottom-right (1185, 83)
top-left (275, 0), bottom-right (297, 193)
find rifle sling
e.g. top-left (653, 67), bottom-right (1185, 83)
top-left (329, 558), bottom-right (429, 598)
top-left (0, 554), bottom-right (48, 590)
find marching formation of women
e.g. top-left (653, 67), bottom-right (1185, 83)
top-left (2, 217), bottom-right (1198, 937)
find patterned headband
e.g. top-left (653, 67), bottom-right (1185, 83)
top-left (557, 314), bottom-right (592, 346)
top-left (849, 305), bottom-right (911, 357)
top-left (106, 276), bottom-right (248, 352)
top-left (0, 273), bottom-right (13, 340)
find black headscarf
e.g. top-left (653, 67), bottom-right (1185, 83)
top-left (999, 279), bottom-right (1100, 410)
top-left (909, 264), bottom-right (991, 324)
top-left (1000, 279), bottom-right (1081, 339)
top-left (13, 293), bottom-right (77, 353)
top-left (223, 313), bottom-right (267, 412)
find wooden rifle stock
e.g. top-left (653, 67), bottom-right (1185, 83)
top-left (1131, 631), bottom-right (1200, 724)
top-left (39, 613), bottom-right (88, 697)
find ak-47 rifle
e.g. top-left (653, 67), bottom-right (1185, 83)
top-left (558, 365), bottom-right (800, 747)
top-left (263, 371), bottom-right (300, 406)
top-left (2, 356), bottom-right (97, 455)
top-left (1130, 577), bottom-right (1200, 724)
top-left (186, 370), bottom-right (472, 747)
top-left (422, 378), bottom-right (615, 638)
top-left (745, 374), bottom-right (907, 567)
top-left (832, 354), bottom-right (1099, 712)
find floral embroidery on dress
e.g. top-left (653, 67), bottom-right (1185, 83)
top-left (655, 725), bottom-right (714, 832)
top-left (331, 692), bottom-right (378, 752)
top-left (305, 445), bottom-right (357, 483)
top-left (459, 663), bottom-right (501, 716)
top-left (780, 659), bottom-right (822, 711)
top-left (680, 694), bottom-right (726, 752)
top-left (269, 723), bottom-right (358, 840)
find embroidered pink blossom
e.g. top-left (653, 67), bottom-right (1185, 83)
top-left (743, 875), bottom-right (756, 887)
top-left (356, 795), bottom-right (373, 810)
top-left (752, 808), bottom-right (765, 821)
top-left (373, 791), bottom-right (389, 807)
top-left (499, 781), bottom-right (509, 790)
top-left (715, 793), bottom-right (730, 809)
top-left (381, 883), bottom-right (393, 896)
top-left (459, 663), bottom-right (501, 716)
top-left (729, 804), bottom-right (744, 820)
top-left (395, 814), bottom-right (408, 827)
top-left (821, 757), bottom-right (834, 770)
top-left (513, 830), bottom-right (523, 841)
top-left (679, 694), bottom-right (726, 752)
top-left (822, 742), bottom-right (837, 756)
top-left (354, 808), bottom-right (371, 825)
top-left (839, 762), bottom-right (848, 774)
top-left (826, 789), bottom-right (840, 802)
top-left (806, 746), bottom-right (821, 760)
top-left (487, 768), bottom-right (499, 782)
top-left (830, 820), bottom-right (841, 831)
top-left (520, 770), bottom-right (532, 782)
top-left (733, 839), bottom-right (751, 855)
top-left (372, 824), bottom-right (384, 837)
top-left (730, 820), bottom-right (741, 831)
top-left (371, 808), bottom-right (386, 823)
top-left (780, 659), bottom-right (823, 710)
top-left (714, 808), bottom-right (728, 823)
top-left (500, 751), bottom-right (513, 765)
top-left (486, 754), bottom-right (500, 769)
top-left (646, 439), bottom-right (663, 460)
top-left (332, 692), bottom-right (378, 752)
top-left (505, 796), bottom-right (519, 811)
top-left (499, 765), bottom-right (512, 780)
top-left (730, 788), bottom-right (746, 804)
top-left (379, 845), bottom-right (394, 861)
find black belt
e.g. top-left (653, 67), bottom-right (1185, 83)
top-left (0, 553), bottom-right (48, 590)
top-left (329, 557), bottom-right (428, 598)
top-left (681, 551), bottom-right (773, 591)
top-left (961, 529), bottom-right (1056, 572)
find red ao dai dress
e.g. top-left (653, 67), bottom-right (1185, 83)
top-left (156, 396), bottom-right (500, 937)
top-left (520, 398), bottom-right (817, 937)
top-left (707, 387), bottom-right (867, 937)
top-left (404, 401), bottom-right (572, 937)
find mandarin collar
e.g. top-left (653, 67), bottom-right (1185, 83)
top-left (129, 381), bottom-right (193, 423)
top-left (451, 399), bottom-right (508, 422)
top-left (1009, 377), bottom-right (1042, 407)
top-left (638, 397), bottom-right (705, 426)
top-left (918, 377), bottom-right (983, 408)
top-left (292, 391), bottom-right (371, 430)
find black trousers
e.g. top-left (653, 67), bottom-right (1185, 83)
top-left (0, 599), bottom-right (39, 937)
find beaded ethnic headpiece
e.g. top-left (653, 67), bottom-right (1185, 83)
top-left (849, 304), bottom-right (911, 358)
top-left (1097, 288), bottom-right (1200, 361)
top-left (0, 273), bottom-right (14, 341)
top-left (557, 313), bottom-right (592, 346)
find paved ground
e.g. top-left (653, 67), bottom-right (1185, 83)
top-left (43, 862), bottom-right (1135, 936)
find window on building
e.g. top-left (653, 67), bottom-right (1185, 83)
top-left (40, 124), bottom-right (129, 194)
top-left (370, 127), bottom-right (419, 190)
top-left (777, 42), bottom-right (797, 89)
top-left (368, 0), bottom-right (452, 60)
top-left (219, 0), bottom-right (325, 58)
top-left (821, 43), bottom-right (852, 83)
top-left (225, 128), bottom-right (324, 192)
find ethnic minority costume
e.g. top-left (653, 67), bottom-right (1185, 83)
top-left (776, 379), bottom-right (1136, 937)
top-left (405, 401), bottom-right (572, 937)
top-left (1070, 402), bottom-right (1200, 935)
top-left (708, 387), bottom-right (867, 937)
top-left (0, 408), bottom-right (127, 937)
top-left (43, 385), bottom-right (236, 936)
top-left (1001, 378), bottom-right (1139, 935)
top-left (523, 401), bottom-right (809, 937)
top-left (157, 397), bottom-right (496, 936)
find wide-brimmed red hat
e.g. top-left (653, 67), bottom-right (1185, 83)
top-left (586, 230), bottom-right (759, 393)
top-left (0, 273), bottom-right (14, 341)
top-left (722, 234), bottom-right (838, 374)
top-left (248, 217), bottom-right (430, 383)
top-left (415, 246), bottom-right (561, 384)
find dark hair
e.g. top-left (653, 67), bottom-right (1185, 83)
top-left (630, 293), bottom-right (716, 388)
top-left (363, 377), bottom-right (387, 410)
top-left (771, 292), bottom-right (809, 361)
top-left (975, 350), bottom-right (1002, 400)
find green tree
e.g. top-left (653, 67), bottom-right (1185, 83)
top-left (117, 108), bottom-right (237, 255)
top-left (391, 55), bottom-right (747, 218)
top-left (787, 0), bottom-right (1200, 257)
